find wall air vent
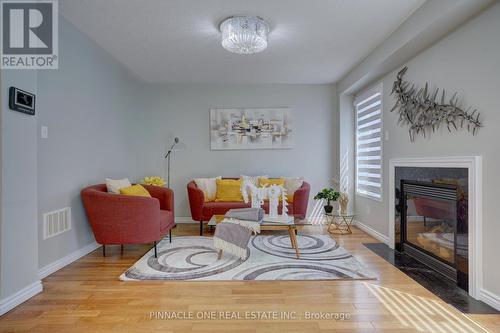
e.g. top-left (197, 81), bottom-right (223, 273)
top-left (43, 207), bottom-right (71, 240)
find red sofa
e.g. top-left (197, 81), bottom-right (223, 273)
top-left (81, 184), bottom-right (175, 257)
top-left (187, 178), bottom-right (310, 235)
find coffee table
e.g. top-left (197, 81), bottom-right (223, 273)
top-left (208, 215), bottom-right (311, 259)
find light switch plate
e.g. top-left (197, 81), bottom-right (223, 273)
top-left (41, 126), bottom-right (48, 139)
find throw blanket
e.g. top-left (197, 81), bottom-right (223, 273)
top-left (225, 208), bottom-right (264, 222)
top-left (213, 208), bottom-right (264, 259)
top-left (220, 218), bottom-right (261, 234)
top-left (213, 223), bottom-right (252, 259)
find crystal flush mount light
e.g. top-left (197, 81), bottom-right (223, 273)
top-left (220, 16), bottom-right (269, 54)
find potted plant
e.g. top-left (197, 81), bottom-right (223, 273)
top-left (314, 188), bottom-right (340, 214)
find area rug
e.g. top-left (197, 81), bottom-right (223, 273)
top-left (120, 234), bottom-right (375, 281)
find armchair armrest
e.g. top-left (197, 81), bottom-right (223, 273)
top-left (143, 185), bottom-right (174, 213)
top-left (187, 181), bottom-right (205, 221)
top-left (292, 182), bottom-right (310, 219)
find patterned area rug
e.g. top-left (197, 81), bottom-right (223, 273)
top-left (120, 234), bottom-right (375, 281)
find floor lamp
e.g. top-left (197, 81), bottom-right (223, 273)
top-left (164, 137), bottom-right (179, 188)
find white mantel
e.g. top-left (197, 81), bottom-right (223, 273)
top-left (388, 156), bottom-right (483, 299)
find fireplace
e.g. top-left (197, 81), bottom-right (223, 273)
top-left (390, 157), bottom-right (482, 297)
top-left (399, 178), bottom-right (469, 291)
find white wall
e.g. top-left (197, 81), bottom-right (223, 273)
top-left (36, 17), bottom-right (141, 268)
top-left (137, 83), bottom-right (338, 218)
top-left (350, 3), bottom-right (500, 297)
top-left (0, 70), bottom-right (40, 309)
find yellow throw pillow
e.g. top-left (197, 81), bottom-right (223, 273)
top-left (286, 194), bottom-right (294, 203)
top-left (259, 177), bottom-right (285, 187)
top-left (215, 179), bottom-right (243, 202)
top-left (120, 184), bottom-right (151, 197)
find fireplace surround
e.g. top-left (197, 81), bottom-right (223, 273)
top-left (389, 156), bottom-right (482, 298)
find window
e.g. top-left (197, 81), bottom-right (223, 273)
top-left (355, 83), bottom-right (383, 200)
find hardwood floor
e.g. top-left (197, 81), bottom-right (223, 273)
top-left (1, 224), bottom-right (499, 333)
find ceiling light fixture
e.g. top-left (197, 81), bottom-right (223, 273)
top-left (220, 16), bottom-right (269, 54)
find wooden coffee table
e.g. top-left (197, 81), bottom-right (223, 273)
top-left (208, 215), bottom-right (310, 259)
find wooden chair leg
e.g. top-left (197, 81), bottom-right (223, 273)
top-left (154, 241), bottom-right (157, 258)
top-left (102, 244), bottom-right (106, 257)
top-left (120, 244), bottom-right (124, 253)
top-left (200, 221), bottom-right (203, 236)
top-left (169, 229), bottom-right (172, 243)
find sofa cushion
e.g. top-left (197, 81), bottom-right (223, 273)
top-left (202, 201), bottom-right (250, 217)
top-left (284, 177), bottom-right (304, 194)
top-left (106, 178), bottom-right (131, 194)
top-left (241, 175), bottom-right (267, 187)
top-left (194, 176), bottom-right (221, 202)
top-left (160, 210), bottom-right (175, 233)
top-left (120, 184), bottom-right (151, 197)
top-left (215, 179), bottom-right (244, 202)
top-left (258, 177), bottom-right (285, 187)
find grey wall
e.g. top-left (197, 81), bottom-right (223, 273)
top-left (137, 84), bottom-right (338, 218)
top-left (351, 3), bottom-right (500, 296)
top-left (0, 70), bottom-right (39, 301)
top-left (36, 17), bottom-right (141, 268)
top-left (3, 16), bottom-right (339, 278)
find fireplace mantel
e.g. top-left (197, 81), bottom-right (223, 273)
top-left (388, 156), bottom-right (482, 299)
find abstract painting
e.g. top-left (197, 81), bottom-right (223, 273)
top-left (210, 107), bottom-right (293, 150)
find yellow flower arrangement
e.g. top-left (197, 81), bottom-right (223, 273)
top-left (141, 176), bottom-right (166, 187)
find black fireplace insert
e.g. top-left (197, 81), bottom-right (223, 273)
top-left (400, 180), bottom-right (468, 291)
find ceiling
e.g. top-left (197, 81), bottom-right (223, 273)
top-left (60, 0), bottom-right (425, 84)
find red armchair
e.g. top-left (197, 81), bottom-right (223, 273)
top-left (81, 184), bottom-right (175, 257)
top-left (187, 179), bottom-right (310, 235)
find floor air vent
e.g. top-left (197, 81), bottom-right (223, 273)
top-left (43, 207), bottom-right (71, 240)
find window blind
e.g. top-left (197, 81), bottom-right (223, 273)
top-left (355, 84), bottom-right (383, 200)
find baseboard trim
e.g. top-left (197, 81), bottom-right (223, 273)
top-left (175, 217), bottom-right (197, 224)
top-left (38, 241), bottom-right (100, 280)
top-left (0, 280), bottom-right (43, 316)
top-left (479, 288), bottom-right (500, 311)
top-left (354, 220), bottom-right (389, 244)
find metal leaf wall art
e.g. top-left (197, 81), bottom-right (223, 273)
top-left (391, 67), bottom-right (482, 142)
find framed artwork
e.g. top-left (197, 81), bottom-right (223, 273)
top-left (210, 107), bottom-right (293, 150)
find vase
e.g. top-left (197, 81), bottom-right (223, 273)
top-left (323, 204), bottom-right (333, 214)
top-left (339, 192), bottom-right (349, 214)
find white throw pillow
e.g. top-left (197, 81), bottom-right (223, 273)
top-left (284, 177), bottom-right (304, 194)
top-left (241, 175), bottom-right (268, 187)
top-left (106, 178), bottom-right (132, 194)
top-left (194, 177), bottom-right (221, 202)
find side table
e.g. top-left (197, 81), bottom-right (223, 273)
top-left (326, 212), bottom-right (356, 235)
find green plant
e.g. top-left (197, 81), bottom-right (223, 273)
top-left (313, 188), bottom-right (340, 206)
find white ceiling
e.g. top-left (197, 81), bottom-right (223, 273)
top-left (60, 0), bottom-right (425, 84)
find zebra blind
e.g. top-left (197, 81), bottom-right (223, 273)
top-left (355, 84), bottom-right (383, 200)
